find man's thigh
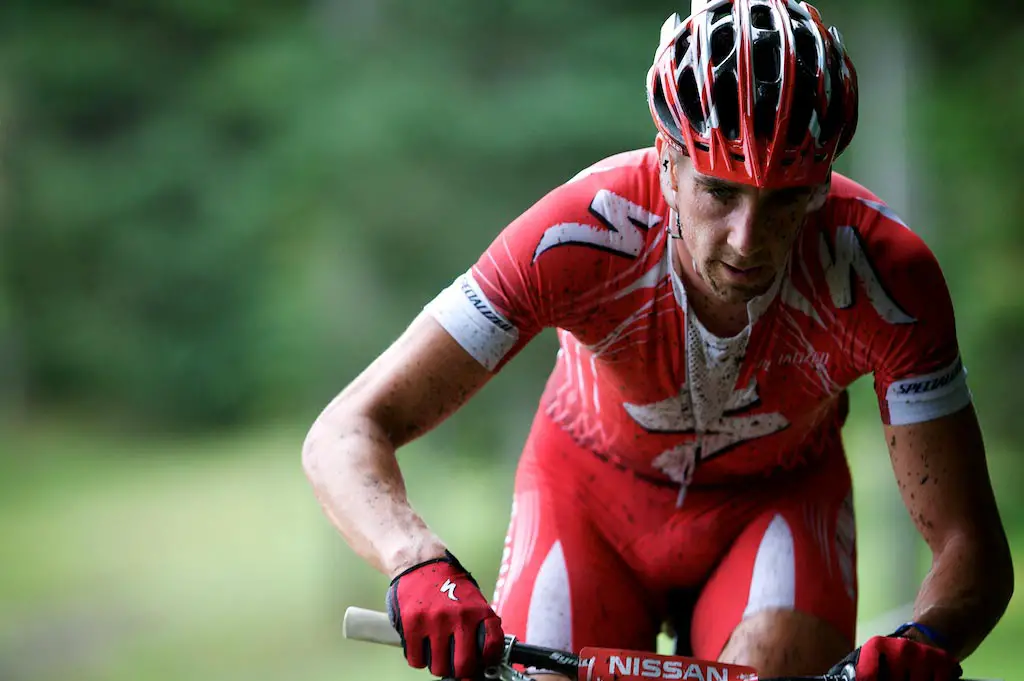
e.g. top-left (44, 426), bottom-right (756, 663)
top-left (687, 456), bottom-right (858, 674)
top-left (492, 467), bottom-right (660, 654)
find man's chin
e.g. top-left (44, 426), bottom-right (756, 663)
top-left (709, 277), bottom-right (773, 304)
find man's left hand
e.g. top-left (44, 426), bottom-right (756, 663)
top-left (828, 634), bottom-right (962, 681)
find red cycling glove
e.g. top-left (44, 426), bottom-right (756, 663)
top-left (828, 633), bottom-right (962, 681)
top-left (385, 550), bottom-right (504, 679)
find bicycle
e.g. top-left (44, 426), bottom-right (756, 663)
top-left (341, 606), bottom-right (994, 681)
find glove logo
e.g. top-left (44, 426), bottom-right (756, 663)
top-left (440, 579), bottom-right (459, 601)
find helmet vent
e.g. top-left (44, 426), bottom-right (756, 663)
top-left (750, 4), bottom-right (775, 29)
top-left (710, 25), bottom-right (736, 66)
top-left (817, 43), bottom-right (845, 145)
top-left (786, 82), bottom-right (816, 146)
top-left (752, 33), bottom-right (782, 83)
top-left (785, 21), bottom-right (820, 146)
top-left (792, 23), bottom-right (818, 72)
top-left (713, 72), bottom-right (741, 140)
top-left (677, 68), bottom-right (707, 135)
top-left (753, 85), bottom-right (780, 140)
top-left (652, 78), bottom-right (684, 142)
top-left (673, 29), bottom-right (691, 65)
top-left (752, 33), bottom-right (782, 139)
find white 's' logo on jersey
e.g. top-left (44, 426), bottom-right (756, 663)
top-left (819, 225), bottom-right (915, 325)
top-left (533, 190), bottom-right (661, 262)
top-left (623, 377), bottom-right (789, 483)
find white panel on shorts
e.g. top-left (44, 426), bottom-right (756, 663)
top-left (423, 270), bottom-right (520, 371)
top-left (884, 355), bottom-right (972, 426)
top-left (525, 541), bottom-right (573, 652)
top-left (743, 514), bottom-right (796, 618)
top-left (493, 491), bottom-right (541, 614)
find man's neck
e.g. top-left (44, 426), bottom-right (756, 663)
top-left (671, 242), bottom-right (750, 339)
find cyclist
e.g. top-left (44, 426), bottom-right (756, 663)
top-left (302, 2), bottom-right (1013, 680)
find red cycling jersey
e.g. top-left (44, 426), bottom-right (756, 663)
top-left (422, 146), bottom-right (972, 657)
top-left (426, 146), bottom-right (969, 492)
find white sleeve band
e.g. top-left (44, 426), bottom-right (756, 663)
top-left (884, 355), bottom-right (973, 426)
top-left (423, 270), bottom-right (520, 371)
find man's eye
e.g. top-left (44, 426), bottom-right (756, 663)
top-left (708, 186), bottom-right (735, 201)
top-left (773, 189), bottom-right (812, 205)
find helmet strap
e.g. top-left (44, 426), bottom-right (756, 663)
top-left (807, 177), bottom-right (831, 212)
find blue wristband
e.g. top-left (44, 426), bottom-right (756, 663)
top-left (892, 621), bottom-right (950, 649)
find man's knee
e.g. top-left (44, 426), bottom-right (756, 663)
top-left (717, 608), bottom-right (852, 676)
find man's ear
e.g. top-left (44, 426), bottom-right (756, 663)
top-left (655, 136), bottom-right (678, 206)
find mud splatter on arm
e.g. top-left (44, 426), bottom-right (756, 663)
top-left (882, 405), bottom-right (1013, 658)
top-left (302, 312), bottom-right (496, 577)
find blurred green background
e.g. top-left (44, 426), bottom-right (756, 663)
top-left (0, 2), bottom-right (1021, 680)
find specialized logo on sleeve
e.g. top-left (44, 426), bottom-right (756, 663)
top-left (424, 270), bottom-right (520, 372)
top-left (884, 355), bottom-right (972, 426)
top-left (440, 579), bottom-right (459, 601)
top-left (460, 277), bottom-right (514, 332)
top-left (887, 356), bottom-right (965, 400)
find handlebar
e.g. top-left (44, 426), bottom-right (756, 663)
top-left (341, 606), bottom-right (995, 681)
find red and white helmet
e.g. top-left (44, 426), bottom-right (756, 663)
top-left (646, 0), bottom-right (858, 188)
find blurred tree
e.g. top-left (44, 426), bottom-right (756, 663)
top-left (0, 0), bottom-right (1019, 472)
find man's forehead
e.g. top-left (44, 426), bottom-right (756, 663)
top-left (691, 168), bottom-right (815, 194)
top-left (677, 155), bottom-right (744, 188)
top-left (692, 171), bottom-right (744, 188)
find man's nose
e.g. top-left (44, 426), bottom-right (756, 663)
top-left (727, 197), bottom-right (764, 257)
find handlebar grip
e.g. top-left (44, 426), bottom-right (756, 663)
top-left (342, 606), bottom-right (402, 647)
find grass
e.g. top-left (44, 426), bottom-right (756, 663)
top-left (0, 418), bottom-right (515, 681)
top-left (0, 403), bottom-right (1018, 681)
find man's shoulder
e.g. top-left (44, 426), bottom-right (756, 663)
top-left (817, 172), bottom-right (928, 260)
top-left (464, 146), bottom-right (671, 340)
top-left (823, 172), bottom-right (903, 222)
top-left (792, 172), bottom-right (952, 327)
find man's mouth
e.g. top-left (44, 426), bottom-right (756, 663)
top-left (721, 262), bottom-right (765, 278)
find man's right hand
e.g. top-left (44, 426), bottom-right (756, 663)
top-left (386, 550), bottom-right (505, 679)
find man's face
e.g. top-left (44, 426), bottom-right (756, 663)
top-left (669, 153), bottom-right (817, 304)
